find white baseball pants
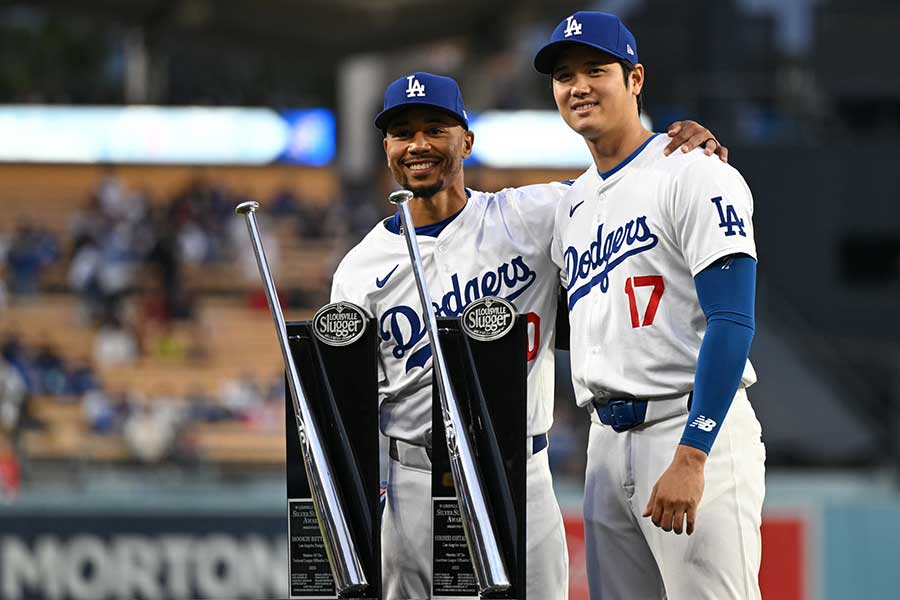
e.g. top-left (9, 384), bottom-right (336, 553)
top-left (381, 441), bottom-right (569, 600)
top-left (583, 389), bottom-right (765, 600)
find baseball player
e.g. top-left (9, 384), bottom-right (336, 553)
top-left (330, 71), bottom-right (725, 600)
top-left (535, 12), bottom-right (765, 599)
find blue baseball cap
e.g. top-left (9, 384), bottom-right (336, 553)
top-left (533, 12), bottom-right (638, 74)
top-left (374, 72), bottom-right (468, 132)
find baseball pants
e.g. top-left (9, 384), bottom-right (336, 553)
top-left (583, 389), bottom-right (765, 600)
top-left (382, 439), bottom-right (568, 600)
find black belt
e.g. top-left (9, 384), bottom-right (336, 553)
top-left (593, 393), bottom-right (693, 433)
top-left (389, 438), bottom-right (432, 462)
top-left (389, 433), bottom-right (548, 461)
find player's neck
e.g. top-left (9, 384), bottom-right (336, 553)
top-left (407, 178), bottom-right (468, 227)
top-left (585, 121), bottom-right (653, 175)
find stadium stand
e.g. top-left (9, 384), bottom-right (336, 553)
top-left (0, 165), bottom-right (345, 469)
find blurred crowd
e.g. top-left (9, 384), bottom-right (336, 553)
top-left (2, 169), bottom-right (371, 315)
top-left (1, 223), bottom-right (59, 298)
top-left (66, 170), bottom-right (326, 325)
top-left (0, 171), bottom-right (337, 487)
top-left (0, 328), bottom-right (286, 468)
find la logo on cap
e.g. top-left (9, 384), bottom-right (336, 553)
top-left (405, 75), bottom-right (426, 98)
top-left (564, 15), bottom-right (582, 37)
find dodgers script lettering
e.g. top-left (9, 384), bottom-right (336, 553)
top-left (380, 256), bottom-right (535, 372)
top-left (564, 216), bottom-right (659, 310)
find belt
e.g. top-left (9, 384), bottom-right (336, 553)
top-left (389, 438), bottom-right (432, 470)
top-left (389, 433), bottom-right (548, 468)
top-left (593, 393), bottom-right (693, 433)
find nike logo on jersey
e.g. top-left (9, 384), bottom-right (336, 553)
top-left (376, 264), bottom-right (400, 288)
top-left (379, 256), bottom-right (537, 372)
top-left (569, 200), bottom-right (585, 218)
top-left (564, 216), bottom-right (659, 310)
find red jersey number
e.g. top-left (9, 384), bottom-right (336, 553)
top-left (527, 312), bottom-right (540, 361)
top-left (624, 275), bottom-right (665, 328)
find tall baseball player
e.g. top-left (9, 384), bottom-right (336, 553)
top-left (534, 12), bottom-right (765, 599)
top-left (330, 71), bottom-right (725, 600)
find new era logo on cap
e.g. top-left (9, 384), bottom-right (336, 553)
top-left (374, 71), bottom-right (469, 132)
top-left (533, 11), bottom-right (639, 74)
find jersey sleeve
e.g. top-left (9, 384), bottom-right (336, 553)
top-left (330, 251), bottom-right (372, 309)
top-left (671, 157), bottom-right (757, 275)
top-left (330, 256), bottom-right (388, 388)
top-left (330, 260), bottom-right (356, 304)
top-left (507, 182), bottom-right (569, 254)
top-left (550, 197), bottom-right (569, 286)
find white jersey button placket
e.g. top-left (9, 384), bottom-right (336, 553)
top-left (429, 248), bottom-right (451, 313)
top-left (437, 244), bottom-right (452, 274)
top-left (593, 191), bottom-right (608, 226)
top-left (590, 189), bottom-right (608, 338)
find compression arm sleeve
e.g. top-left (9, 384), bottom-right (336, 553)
top-left (679, 254), bottom-right (756, 454)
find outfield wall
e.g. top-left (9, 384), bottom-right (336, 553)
top-left (1, 471), bottom-right (895, 599)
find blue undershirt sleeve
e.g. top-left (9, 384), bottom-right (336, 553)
top-left (679, 254), bottom-right (756, 454)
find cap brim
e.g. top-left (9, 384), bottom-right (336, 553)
top-left (374, 102), bottom-right (468, 131)
top-left (533, 40), bottom-right (631, 74)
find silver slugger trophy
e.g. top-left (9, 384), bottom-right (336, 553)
top-left (235, 201), bottom-right (368, 596)
top-left (388, 190), bottom-right (512, 595)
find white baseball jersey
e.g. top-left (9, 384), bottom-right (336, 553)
top-left (332, 184), bottom-right (567, 445)
top-left (552, 133), bottom-right (758, 407)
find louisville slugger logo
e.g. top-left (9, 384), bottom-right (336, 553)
top-left (379, 256), bottom-right (536, 372)
top-left (564, 216), bottom-right (658, 310)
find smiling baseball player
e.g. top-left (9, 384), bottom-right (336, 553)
top-left (535, 12), bottom-right (766, 600)
top-left (330, 71), bottom-right (726, 599)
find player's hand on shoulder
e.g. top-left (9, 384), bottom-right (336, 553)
top-left (664, 121), bottom-right (728, 163)
top-left (642, 444), bottom-right (707, 535)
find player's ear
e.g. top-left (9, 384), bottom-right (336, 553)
top-left (631, 64), bottom-right (645, 97)
top-left (383, 136), bottom-right (390, 163)
top-left (461, 130), bottom-right (475, 159)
